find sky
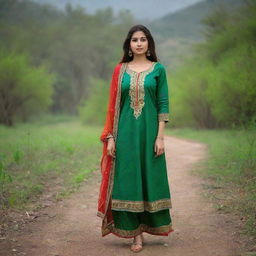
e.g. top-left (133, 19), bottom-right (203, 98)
top-left (33, 0), bottom-right (205, 20)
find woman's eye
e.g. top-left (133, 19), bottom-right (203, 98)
top-left (131, 38), bottom-right (146, 42)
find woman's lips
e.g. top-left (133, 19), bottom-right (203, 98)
top-left (137, 48), bottom-right (143, 50)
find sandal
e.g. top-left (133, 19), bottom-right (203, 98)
top-left (130, 234), bottom-right (144, 253)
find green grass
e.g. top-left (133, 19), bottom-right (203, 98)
top-left (0, 118), bottom-right (102, 210)
top-left (166, 127), bottom-right (256, 239)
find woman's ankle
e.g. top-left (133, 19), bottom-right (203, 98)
top-left (134, 234), bottom-right (142, 241)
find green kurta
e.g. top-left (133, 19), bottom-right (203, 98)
top-left (110, 62), bottom-right (173, 237)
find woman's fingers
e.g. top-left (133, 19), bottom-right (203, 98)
top-left (107, 139), bottom-right (116, 157)
top-left (108, 145), bottom-right (115, 157)
top-left (154, 142), bottom-right (158, 156)
top-left (111, 147), bottom-right (115, 157)
top-left (155, 142), bottom-right (164, 156)
top-left (108, 151), bottom-right (114, 157)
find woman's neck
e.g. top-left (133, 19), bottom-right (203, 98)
top-left (130, 54), bottom-right (150, 64)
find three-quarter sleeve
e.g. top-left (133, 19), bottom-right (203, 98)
top-left (156, 64), bottom-right (170, 123)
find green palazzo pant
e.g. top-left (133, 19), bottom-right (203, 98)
top-left (111, 209), bottom-right (172, 237)
top-left (109, 62), bottom-right (173, 237)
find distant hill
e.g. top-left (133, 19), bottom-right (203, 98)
top-left (148, 0), bottom-right (246, 68)
top-left (150, 0), bottom-right (245, 41)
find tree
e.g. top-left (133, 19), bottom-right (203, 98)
top-left (0, 51), bottom-right (55, 126)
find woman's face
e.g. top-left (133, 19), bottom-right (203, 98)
top-left (130, 30), bottom-right (149, 56)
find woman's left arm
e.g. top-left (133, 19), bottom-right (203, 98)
top-left (154, 65), bottom-right (170, 157)
top-left (155, 120), bottom-right (166, 157)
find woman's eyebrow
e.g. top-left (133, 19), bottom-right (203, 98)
top-left (131, 36), bottom-right (147, 39)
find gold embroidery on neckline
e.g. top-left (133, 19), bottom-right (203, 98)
top-left (126, 62), bottom-right (157, 119)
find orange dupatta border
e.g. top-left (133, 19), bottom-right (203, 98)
top-left (97, 62), bottom-right (128, 236)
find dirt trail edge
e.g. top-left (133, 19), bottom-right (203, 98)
top-left (1, 136), bottom-right (243, 256)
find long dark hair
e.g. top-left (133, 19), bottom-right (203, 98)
top-left (119, 24), bottom-right (158, 63)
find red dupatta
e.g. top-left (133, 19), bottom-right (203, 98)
top-left (97, 62), bottom-right (127, 236)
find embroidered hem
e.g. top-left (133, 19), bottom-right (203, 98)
top-left (102, 222), bottom-right (174, 238)
top-left (111, 198), bottom-right (172, 212)
top-left (158, 113), bottom-right (169, 122)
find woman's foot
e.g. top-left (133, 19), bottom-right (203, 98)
top-left (140, 233), bottom-right (144, 243)
top-left (130, 234), bottom-right (143, 252)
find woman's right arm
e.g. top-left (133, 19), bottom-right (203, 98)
top-left (107, 137), bottom-right (116, 158)
top-left (100, 65), bottom-right (119, 142)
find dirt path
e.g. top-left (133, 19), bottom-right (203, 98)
top-left (1, 136), bottom-right (242, 256)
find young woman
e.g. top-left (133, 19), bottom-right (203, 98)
top-left (97, 24), bottom-right (174, 253)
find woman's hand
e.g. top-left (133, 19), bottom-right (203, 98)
top-left (107, 138), bottom-right (116, 158)
top-left (154, 137), bottom-right (165, 157)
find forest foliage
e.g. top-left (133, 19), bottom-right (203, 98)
top-left (0, 0), bottom-right (135, 125)
top-left (170, 1), bottom-right (256, 128)
top-left (0, 0), bottom-right (255, 129)
top-left (0, 51), bottom-right (54, 125)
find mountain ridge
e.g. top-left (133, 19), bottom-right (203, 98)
top-left (31, 0), bottom-right (204, 21)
